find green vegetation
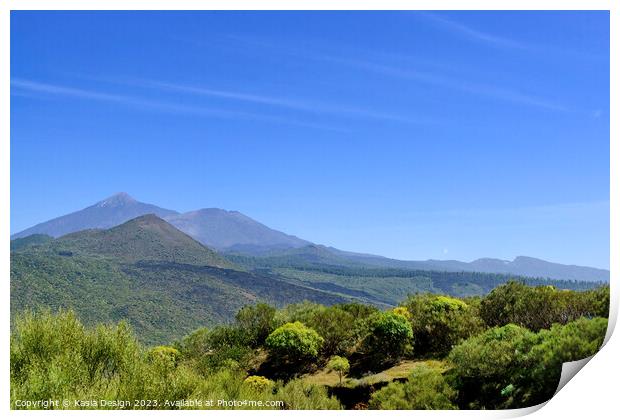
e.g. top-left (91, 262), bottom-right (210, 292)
top-left (10, 233), bottom-right (53, 251)
top-left (480, 281), bottom-right (610, 331)
top-left (326, 356), bottom-right (350, 385)
top-left (265, 322), bottom-right (324, 362)
top-left (10, 282), bottom-right (609, 410)
top-left (10, 224), bottom-right (347, 344)
top-left (369, 365), bottom-right (457, 409)
top-left (404, 294), bottom-right (484, 356)
top-left (447, 316), bottom-right (608, 408)
top-left (364, 311), bottom-right (413, 362)
top-left (12, 223), bottom-right (604, 348)
top-left (10, 310), bottom-right (339, 410)
top-left (229, 255), bottom-right (603, 305)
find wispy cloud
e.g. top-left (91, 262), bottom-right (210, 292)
top-left (223, 35), bottom-right (568, 112)
top-left (306, 54), bottom-right (567, 112)
top-left (10, 79), bottom-right (348, 132)
top-left (416, 12), bottom-right (606, 61)
top-left (419, 12), bottom-right (528, 50)
top-left (95, 77), bottom-right (433, 125)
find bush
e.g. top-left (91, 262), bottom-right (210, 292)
top-left (148, 346), bottom-right (181, 366)
top-left (291, 306), bottom-right (356, 356)
top-left (243, 375), bottom-right (275, 391)
top-left (361, 312), bottom-right (413, 366)
top-left (265, 322), bottom-right (324, 363)
top-left (175, 327), bottom-right (210, 360)
top-left (192, 368), bottom-right (277, 410)
top-left (404, 294), bottom-right (483, 356)
top-left (275, 379), bottom-right (341, 409)
top-left (480, 281), bottom-right (609, 332)
top-left (180, 325), bottom-right (254, 371)
top-left (369, 365), bottom-right (456, 409)
top-left (235, 303), bottom-right (277, 347)
top-left (521, 317), bottom-right (607, 406)
top-left (334, 302), bottom-right (380, 345)
top-left (447, 324), bottom-right (537, 409)
top-left (447, 317), bottom-right (607, 409)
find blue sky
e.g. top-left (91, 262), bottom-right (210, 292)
top-left (10, 11), bottom-right (610, 268)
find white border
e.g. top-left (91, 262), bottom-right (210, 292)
top-left (1, 1), bottom-right (616, 419)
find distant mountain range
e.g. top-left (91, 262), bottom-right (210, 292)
top-left (11, 192), bottom-right (609, 283)
top-left (12, 192), bottom-right (309, 252)
top-left (13, 214), bottom-right (601, 344)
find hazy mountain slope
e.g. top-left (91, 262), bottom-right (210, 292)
top-left (12, 192), bottom-right (178, 239)
top-left (229, 245), bottom-right (609, 283)
top-left (165, 208), bottom-right (310, 251)
top-left (468, 256), bottom-right (610, 283)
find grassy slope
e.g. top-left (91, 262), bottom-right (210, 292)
top-left (302, 360), bottom-right (446, 388)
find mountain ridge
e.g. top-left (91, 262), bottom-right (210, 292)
top-left (11, 192), bottom-right (609, 282)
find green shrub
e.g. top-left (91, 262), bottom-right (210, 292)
top-left (520, 317), bottom-right (607, 406)
top-left (180, 325), bottom-right (254, 372)
top-left (447, 324), bottom-right (537, 409)
top-left (265, 322), bottom-right (324, 362)
top-left (175, 327), bottom-right (210, 360)
top-left (191, 369), bottom-right (276, 410)
top-left (148, 346), bottom-right (181, 366)
top-left (364, 311), bottom-right (413, 361)
top-left (243, 375), bottom-right (274, 391)
top-left (480, 281), bottom-right (609, 332)
top-left (235, 303), bottom-right (277, 347)
top-left (447, 317), bottom-right (607, 409)
top-left (289, 306), bottom-right (356, 356)
top-left (275, 379), bottom-right (341, 409)
top-left (404, 294), bottom-right (483, 356)
top-left (369, 365), bottom-right (456, 409)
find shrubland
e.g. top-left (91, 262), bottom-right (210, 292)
top-left (11, 281), bottom-right (609, 410)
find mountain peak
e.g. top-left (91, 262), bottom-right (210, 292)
top-left (96, 192), bottom-right (137, 207)
top-left (12, 193), bottom-right (178, 239)
top-left (128, 213), bottom-right (166, 224)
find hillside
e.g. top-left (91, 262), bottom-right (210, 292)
top-left (10, 233), bottom-right (53, 251)
top-left (10, 217), bottom-right (348, 344)
top-left (54, 214), bottom-right (232, 268)
top-left (228, 254), bottom-right (603, 305)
